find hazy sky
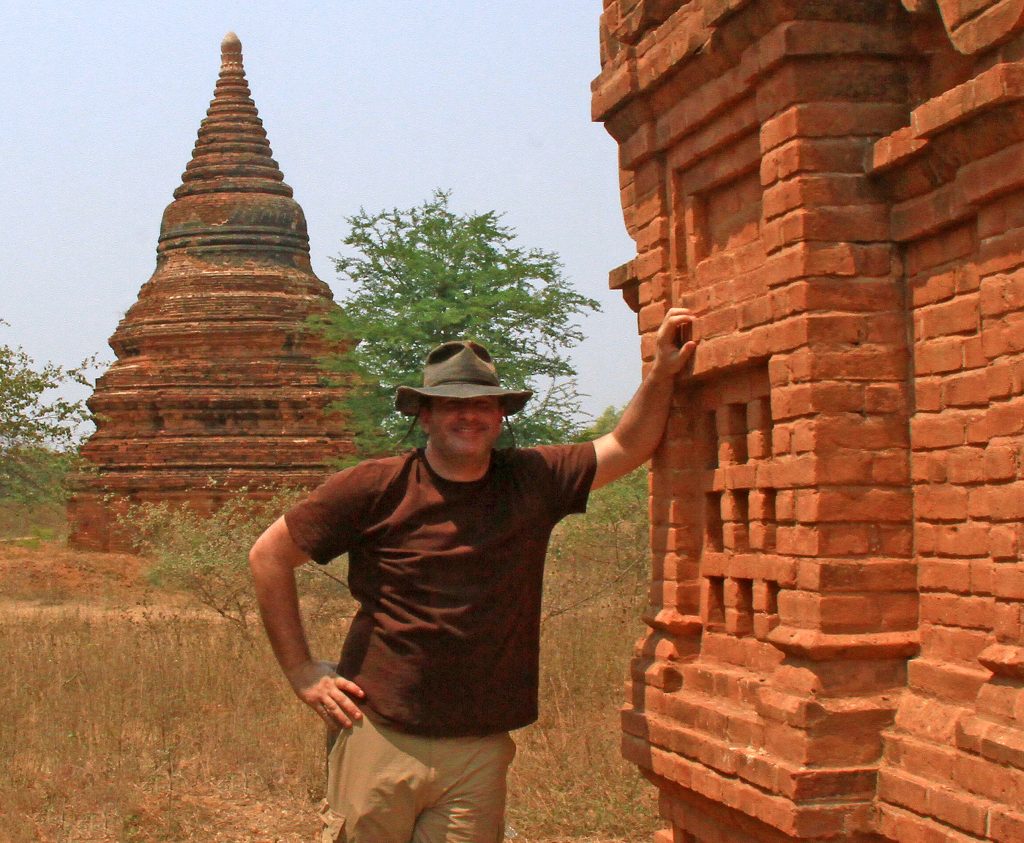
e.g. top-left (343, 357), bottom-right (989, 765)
top-left (0, 2), bottom-right (639, 421)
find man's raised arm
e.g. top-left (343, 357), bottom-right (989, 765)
top-left (590, 307), bottom-right (697, 490)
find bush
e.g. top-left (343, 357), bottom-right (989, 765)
top-left (544, 465), bottom-right (650, 623)
top-left (120, 491), bottom-right (354, 632)
top-left (0, 448), bottom-right (79, 543)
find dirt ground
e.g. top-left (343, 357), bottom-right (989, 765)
top-left (0, 539), bottom-right (147, 603)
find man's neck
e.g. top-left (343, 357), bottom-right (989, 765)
top-left (423, 443), bottom-right (492, 482)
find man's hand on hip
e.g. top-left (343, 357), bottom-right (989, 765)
top-left (286, 660), bottom-right (366, 728)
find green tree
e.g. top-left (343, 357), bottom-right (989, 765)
top-left (0, 331), bottom-right (93, 504)
top-left (317, 190), bottom-right (600, 457)
top-left (575, 404), bottom-right (622, 441)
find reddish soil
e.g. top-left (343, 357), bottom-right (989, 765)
top-left (0, 539), bottom-right (147, 602)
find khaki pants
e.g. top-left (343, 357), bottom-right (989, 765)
top-left (320, 714), bottom-right (517, 843)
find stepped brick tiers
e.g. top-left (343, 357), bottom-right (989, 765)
top-left (68, 33), bottom-right (352, 552)
top-left (594, 2), bottom-right (1024, 841)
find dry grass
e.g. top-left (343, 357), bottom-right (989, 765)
top-left (0, 607), bottom-right (328, 841)
top-left (1, 475), bottom-right (658, 842)
top-left (1, 608), bottom-right (655, 842)
top-left (507, 606), bottom-right (657, 841)
top-left (0, 594), bottom-right (655, 842)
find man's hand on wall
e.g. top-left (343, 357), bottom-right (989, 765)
top-left (651, 306), bottom-right (698, 380)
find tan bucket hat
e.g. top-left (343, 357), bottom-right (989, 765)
top-left (395, 341), bottom-right (533, 416)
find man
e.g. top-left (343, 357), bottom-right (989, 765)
top-left (249, 307), bottom-right (696, 843)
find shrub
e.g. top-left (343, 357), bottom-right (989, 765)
top-left (544, 465), bottom-right (650, 623)
top-left (119, 490), bottom-right (354, 632)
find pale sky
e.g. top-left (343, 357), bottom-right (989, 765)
top-left (0, 2), bottom-right (639, 423)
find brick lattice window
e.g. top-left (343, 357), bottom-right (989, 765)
top-left (697, 366), bottom-right (777, 633)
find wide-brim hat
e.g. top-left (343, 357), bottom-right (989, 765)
top-left (395, 340), bottom-right (533, 416)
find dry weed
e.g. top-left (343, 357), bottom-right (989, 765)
top-left (506, 606), bottom-right (658, 841)
top-left (0, 607), bottom-right (337, 842)
top-left (1, 602), bottom-right (655, 842)
top-left (2, 470), bottom-right (659, 842)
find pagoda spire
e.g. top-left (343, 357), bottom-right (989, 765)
top-left (156, 32), bottom-right (309, 259)
top-left (174, 32), bottom-right (289, 199)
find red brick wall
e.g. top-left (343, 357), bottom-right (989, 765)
top-left (870, 52), bottom-right (1024, 842)
top-left (595, 2), bottom-right (1024, 840)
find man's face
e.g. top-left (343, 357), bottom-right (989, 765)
top-left (419, 396), bottom-right (504, 461)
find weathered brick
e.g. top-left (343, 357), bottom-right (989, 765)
top-left (909, 659), bottom-right (987, 704)
top-left (916, 485), bottom-right (970, 521)
top-left (761, 101), bottom-right (907, 152)
top-left (980, 272), bottom-right (1024, 317)
top-left (905, 222), bottom-right (975, 277)
top-left (761, 137), bottom-right (875, 187)
top-left (762, 174), bottom-right (880, 221)
top-left (920, 623), bottom-right (989, 663)
top-left (990, 524), bottom-right (1021, 559)
top-left (941, 371), bottom-right (990, 407)
top-left (990, 807), bottom-right (1024, 842)
top-left (595, 5), bottom-right (1024, 839)
top-left (639, 300), bottom-right (669, 333)
top-left (934, 523), bottom-right (991, 559)
top-left (910, 268), bottom-right (961, 308)
top-left (981, 312), bottom-right (1024, 359)
top-left (967, 399), bottom-right (1024, 441)
top-left (943, 446), bottom-right (985, 483)
top-left (920, 593), bottom-right (996, 629)
top-left (912, 413), bottom-right (967, 449)
top-left (915, 296), bottom-right (980, 341)
top-left (915, 337), bottom-right (965, 375)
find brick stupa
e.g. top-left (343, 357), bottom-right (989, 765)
top-left (68, 33), bottom-right (353, 551)
top-left (595, 1), bottom-right (1024, 841)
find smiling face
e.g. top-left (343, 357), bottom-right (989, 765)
top-left (418, 395), bottom-right (505, 473)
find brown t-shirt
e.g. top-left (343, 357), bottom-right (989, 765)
top-left (284, 443), bottom-right (597, 737)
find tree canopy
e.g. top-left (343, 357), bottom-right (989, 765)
top-left (575, 405), bottom-right (622, 442)
top-left (0, 330), bottom-right (93, 503)
top-left (317, 190), bottom-right (600, 457)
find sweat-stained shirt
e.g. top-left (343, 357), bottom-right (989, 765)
top-left (283, 443), bottom-right (597, 737)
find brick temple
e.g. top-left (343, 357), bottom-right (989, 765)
top-left (595, 1), bottom-right (1024, 840)
top-left (68, 33), bottom-right (352, 552)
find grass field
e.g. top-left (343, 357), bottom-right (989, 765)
top-left (0, 477), bottom-right (659, 843)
